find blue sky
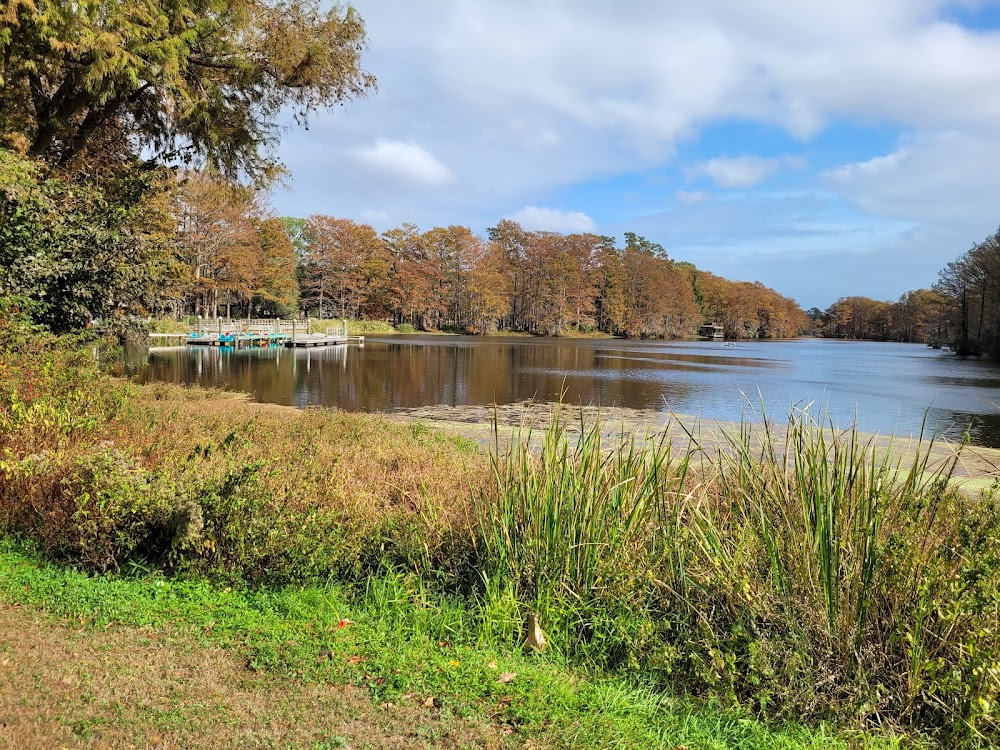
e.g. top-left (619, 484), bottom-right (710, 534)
top-left (270, 0), bottom-right (1000, 309)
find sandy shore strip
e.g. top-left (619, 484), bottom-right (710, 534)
top-left (383, 400), bottom-right (1000, 491)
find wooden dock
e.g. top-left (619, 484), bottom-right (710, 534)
top-left (187, 332), bottom-right (289, 347)
top-left (147, 318), bottom-right (362, 349)
top-left (283, 334), bottom-right (348, 347)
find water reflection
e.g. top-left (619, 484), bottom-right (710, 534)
top-left (127, 336), bottom-right (1000, 448)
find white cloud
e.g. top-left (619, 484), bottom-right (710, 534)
top-left (280, 1), bottom-right (1000, 212)
top-left (283, 2), bottom-right (1000, 198)
top-left (507, 206), bottom-right (598, 233)
top-left (823, 130), bottom-right (1000, 230)
top-left (269, 1), bottom-right (1000, 305)
top-left (687, 154), bottom-right (808, 188)
top-left (689, 156), bottom-right (783, 188)
top-left (354, 139), bottom-right (451, 187)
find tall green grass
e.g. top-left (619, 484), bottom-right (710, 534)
top-left (709, 406), bottom-right (960, 666)
top-left (478, 407), bottom-right (689, 610)
top-left (477, 404), bottom-right (1000, 743)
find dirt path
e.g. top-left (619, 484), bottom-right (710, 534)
top-left (0, 604), bottom-right (505, 750)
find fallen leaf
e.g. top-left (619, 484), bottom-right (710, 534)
top-left (487, 661), bottom-right (498, 669)
top-left (346, 655), bottom-right (366, 665)
top-left (423, 696), bottom-right (437, 708)
top-left (337, 619), bottom-right (355, 629)
top-left (497, 672), bottom-right (517, 684)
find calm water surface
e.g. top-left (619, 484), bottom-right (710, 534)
top-left (127, 336), bottom-right (1000, 448)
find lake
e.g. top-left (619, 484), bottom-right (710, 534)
top-left (127, 336), bottom-right (1000, 448)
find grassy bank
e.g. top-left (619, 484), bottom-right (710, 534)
top-left (149, 315), bottom-right (619, 339)
top-left (313, 318), bottom-right (401, 336)
top-left (1, 312), bottom-right (998, 746)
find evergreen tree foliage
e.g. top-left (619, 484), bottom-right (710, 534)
top-left (0, 0), bottom-right (375, 182)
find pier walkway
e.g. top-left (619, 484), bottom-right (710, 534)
top-left (165, 318), bottom-right (361, 348)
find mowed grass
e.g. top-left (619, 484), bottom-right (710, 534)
top-left (310, 318), bottom-right (400, 335)
top-left (0, 599), bottom-right (505, 750)
top-left (0, 538), bottom-right (901, 750)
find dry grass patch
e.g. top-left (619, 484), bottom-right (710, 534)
top-left (1, 373), bottom-right (490, 580)
top-left (126, 385), bottom-right (487, 517)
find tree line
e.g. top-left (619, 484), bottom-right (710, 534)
top-left (147, 170), bottom-right (811, 339)
top-left (935, 228), bottom-right (1000, 355)
top-left (0, 0), bottom-right (373, 334)
top-left (2, 0), bottom-right (990, 351)
top-left (282, 214), bottom-right (808, 339)
top-left (810, 227), bottom-right (1000, 355)
top-left (807, 290), bottom-right (950, 344)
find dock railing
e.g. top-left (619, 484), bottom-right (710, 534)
top-left (193, 317), bottom-right (312, 336)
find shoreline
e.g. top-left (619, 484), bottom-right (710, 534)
top-left (142, 384), bottom-right (1000, 490)
top-left (382, 400), bottom-right (1000, 489)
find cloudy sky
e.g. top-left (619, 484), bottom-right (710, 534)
top-left (271, 0), bottom-right (1000, 309)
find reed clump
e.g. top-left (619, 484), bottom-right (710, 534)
top-left (477, 406), bottom-right (1000, 743)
